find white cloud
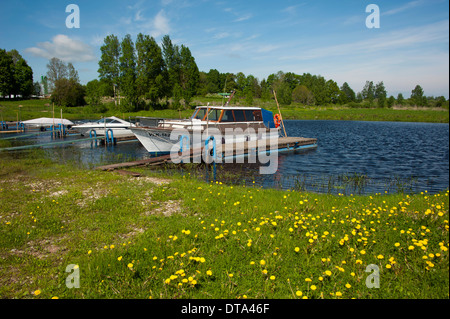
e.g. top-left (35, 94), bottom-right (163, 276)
top-left (384, 0), bottom-right (423, 16)
top-left (152, 10), bottom-right (171, 37)
top-left (233, 13), bottom-right (252, 22)
top-left (25, 34), bottom-right (96, 62)
top-left (213, 32), bottom-right (230, 40)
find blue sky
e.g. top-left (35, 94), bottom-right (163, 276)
top-left (0, 0), bottom-right (448, 98)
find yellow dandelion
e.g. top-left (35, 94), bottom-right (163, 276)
top-left (270, 275), bottom-right (276, 280)
top-left (294, 247), bottom-right (300, 252)
top-left (260, 260), bottom-right (266, 266)
top-left (335, 291), bottom-right (342, 297)
top-left (117, 256), bottom-right (122, 261)
top-left (310, 285), bottom-right (317, 291)
top-left (127, 263), bottom-right (133, 269)
top-left (34, 290), bottom-right (41, 296)
top-left (296, 291), bottom-right (303, 297)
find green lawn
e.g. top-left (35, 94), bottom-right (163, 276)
top-left (1, 98), bottom-right (448, 123)
top-left (0, 152), bottom-right (448, 299)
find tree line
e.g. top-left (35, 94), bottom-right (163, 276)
top-left (92, 34), bottom-right (199, 111)
top-left (1, 43), bottom-right (448, 110)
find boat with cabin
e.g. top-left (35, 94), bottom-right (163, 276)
top-left (131, 106), bottom-right (281, 155)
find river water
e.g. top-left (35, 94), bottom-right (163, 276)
top-left (2, 120), bottom-right (448, 195)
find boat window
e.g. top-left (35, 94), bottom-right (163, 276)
top-left (207, 109), bottom-right (221, 121)
top-left (244, 110), bottom-right (255, 121)
top-left (193, 108), bottom-right (207, 120)
top-left (253, 110), bottom-right (262, 121)
top-left (221, 110), bottom-right (235, 122)
top-left (233, 110), bottom-right (246, 122)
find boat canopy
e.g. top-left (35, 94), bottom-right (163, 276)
top-left (261, 109), bottom-right (276, 128)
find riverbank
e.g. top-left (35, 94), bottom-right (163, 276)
top-left (1, 98), bottom-right (448, 123)
top-left (0, 152), bottom-right (448, 299)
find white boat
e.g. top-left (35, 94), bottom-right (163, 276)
top-left (22, 117), bottom-right (74, 129)
top-left (131, 106), bottom-right (281, 155)
top-left (71, 116), bottom-right (136, 138)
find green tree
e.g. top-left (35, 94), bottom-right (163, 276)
top-left (179, 45), bottom-right (199, 107)
top-left (98, 34), bottom-right (121, 101)
top-left (411, 85), bottom-right (425, 106)
top-left (161, 35), bottom-right (181, 97)
top-left (386, 95), bottom-right (396, 108)
top-left (292, 85), bottom-right (314, 105)
top-left (277, 82), bottom-right (292, 106)
top-left (396, 93), bottom-right (404, 105)
top-left (0, 49), bottom-right (14, 97)
top-left (136, 33), bottom-right (167, 105)
top-left (7, 49), bottom-right (33, 98)
top-left (85, 79), bottom-right (102, 105)
top-left (375, 81), bottom-right (387, 108)
top-left (361, 81), bottom-right (375, 106)
top-left (339, 82), bottom-right (356, 104)
top-left (51, 78), bottom-right (85, 107)
top-left (119, 34), bottom-right (138, 111)
top-left (67, 62), bottom-right (79, 83)
top-left (326, 79), bottom-right (340, 104)
top-left (46, 57), bottom-right (68, 92)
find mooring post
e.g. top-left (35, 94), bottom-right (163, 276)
top-left (205, 136), bottom-right (217, 182)
top-left (179, 134), bottom-right (190, 164)
top-left (106, 129), bottom-right (114, 145)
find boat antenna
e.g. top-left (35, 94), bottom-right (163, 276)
top-left (225, 90), bottom-right (236, 107)
top-left (222, 78), bottom-right (227, 106)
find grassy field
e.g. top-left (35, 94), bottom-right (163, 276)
top-left (0, 98), bottom-right (448, 123)
top-left (0, 151), bottom-right (448, 299)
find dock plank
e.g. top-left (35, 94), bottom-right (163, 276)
top-left (95, 136), bottom-right (317, 171)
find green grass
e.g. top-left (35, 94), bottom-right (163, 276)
top-left (1, 98), bottom-right (448, 123)
top-left (0, 153), bottom-right (448, 299)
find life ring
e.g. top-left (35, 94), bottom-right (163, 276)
top-left (274, 114), bottom-right (281, 128)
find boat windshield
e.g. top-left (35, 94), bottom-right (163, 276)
top-left (193, 108), bottom-right (207, 120)
top-left (192, 108), bottom-right (221, 121)
top-left (207, 109), bottom-right (221, 121)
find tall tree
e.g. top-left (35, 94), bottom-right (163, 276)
top-left (361, 80), bottom-right (375, 105)
top-left (136, 33), bottom-right (167, 105)
top-left (119, 34), bottom-right (138, 110)
top-left (6, 50), bottom-right (33, 98)
top-left (0, 49), bottom-right (14, 97)
top-left (67, 62), bottom-right (79, 83)
top-left (375, 81), bottom-right (387, 107)
top-left (397, 93), bottom-right (404, 105)
top-left (411, 85), bottom-right (425, 106)
top-left (46, 57), bottom-right (68, 92)
top-left (339, 82), bottom-right (356, 104)
top-left (98, 34), bottom-right (121, 101)
top-left (179, 45), bottom-right (199, 107)
top-left (161, 35), bottom-right (181, 97)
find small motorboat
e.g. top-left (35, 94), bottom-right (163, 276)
top-left (71, 116), bottom-right (136, 137)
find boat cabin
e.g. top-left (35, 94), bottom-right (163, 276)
top-left (191, 106), bottom-right (275, 128)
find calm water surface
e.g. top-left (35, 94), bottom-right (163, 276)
top-left (2, 120), bottom-right (448, 194)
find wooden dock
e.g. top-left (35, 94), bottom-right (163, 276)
top-left (96, 136), bottom-right (317, 171)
